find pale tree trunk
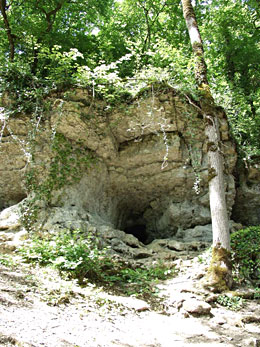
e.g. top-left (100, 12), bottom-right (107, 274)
top-left (181, 0), bottom-right (232, 291)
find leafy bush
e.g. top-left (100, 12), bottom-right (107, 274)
top-left (18, 229), bottom-right (175, 298)
top-left (19, 229), bottom-right (106, 282)
top-left (231, 226), bottom-right (260, 284)
top-left (0, 61), bottom-right (51, 114)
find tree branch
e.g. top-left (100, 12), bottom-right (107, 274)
top-left (139, 0), bottom-right (168, 53)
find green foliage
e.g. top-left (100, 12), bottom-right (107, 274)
top-left (0, 254), bottom-right (15, 267)
top-left (38, 46), bottom-right (84, 88)
top-left (18, 229), bottom-right (175, 298)
top-left (254, 288), bottom-right (260, 300)
top-left (19, 229), bottom-right (107, 282)
top-left (19, 132), bottom-right (95, 231)
top-left (217, 294), bottom-right (243, 311)
top-left (231, 226), bottom-right (260, 285)
top-left (0, 62), bottom-right (50, 114)
top-left (0, 0), bottom-right (197, 103)
top-left (1, 0), bottom-right (258, 161)
top-left (25, 132), bottom-right (94, 199)
top-left (37, 133), bottom-right (94, 200)
top-left (201, 0), bottom-right (260, 157)
top-left (103, 263), bottom-right (174, 296)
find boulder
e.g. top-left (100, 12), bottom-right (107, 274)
top-left (182, 298), bottom-right (211, 315)
top-left (0, 205), bottom-right (21, 231)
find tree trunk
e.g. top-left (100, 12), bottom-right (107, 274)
top-left (181, 0), bottom-right (233, 291)
top-left (0, 0), bottom-right (15, 61)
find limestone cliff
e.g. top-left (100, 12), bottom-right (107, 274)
top-left (0, 85), bottom-right (242, 243)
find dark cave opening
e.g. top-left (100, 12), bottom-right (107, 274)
top-left (124, 224), bottom-right (149, 244)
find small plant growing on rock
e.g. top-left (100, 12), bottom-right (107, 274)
top-left (0, 254), bottom-right (15, 268)
top-left (103, 264), bottom-right (175, 297)
top-left (217, 294), bottom-right (243, 311)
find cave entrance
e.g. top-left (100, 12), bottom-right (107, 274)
top-left (124, 224), bottom-right (149, 244)
top-left (122, 212), bottom-right (151, 244)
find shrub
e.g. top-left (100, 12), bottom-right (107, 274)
top-left (231, 226), bottom-right (260, 284)
top-left (19, 229), bottom-right (106, 283)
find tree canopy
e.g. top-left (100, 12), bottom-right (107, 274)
top-left (0, 0), bottom-right (259, 158)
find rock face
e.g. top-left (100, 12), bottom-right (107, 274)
top-left (232, 161), bottom-right (260, 226)
top-left (0, 85), bottom-right (242, 244)
top-left (0, 117), bottom-right (28, 207)
top-left (0, 205), bottom-right (28, 252)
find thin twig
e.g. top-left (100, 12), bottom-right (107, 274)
top-left (184, 94), bottom-right (202, 113)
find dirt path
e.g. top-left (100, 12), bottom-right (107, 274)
top-left (0, 256), bottom-right (259, 347)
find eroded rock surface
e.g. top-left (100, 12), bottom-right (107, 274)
top-left (232, 161), bottom-right (260, 226)
top-left (0, 86), bottom-right (239, 242)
